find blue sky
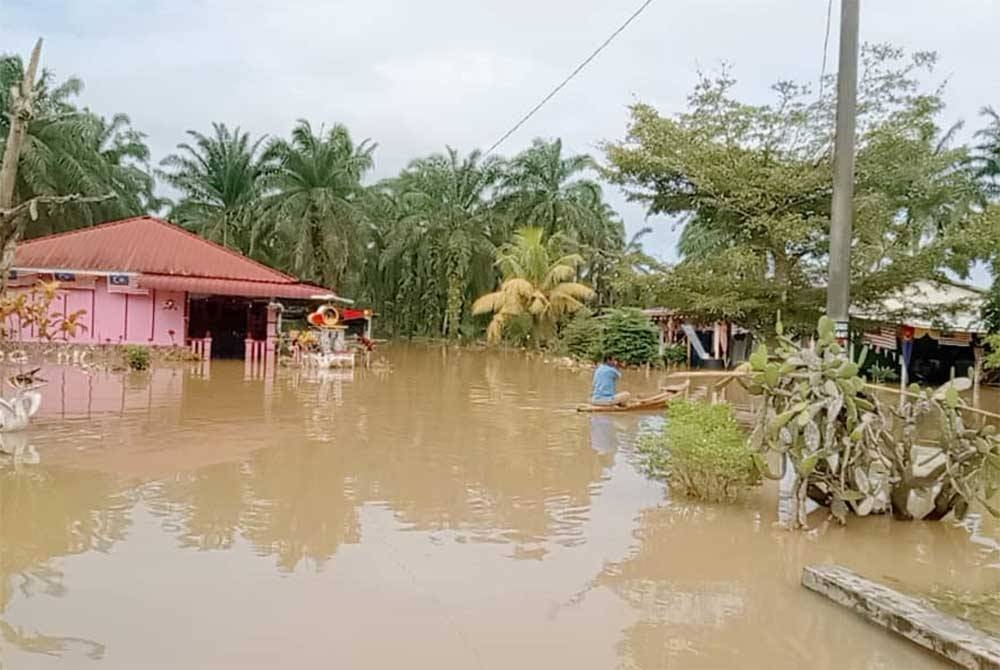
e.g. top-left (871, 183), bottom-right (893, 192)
top-left (3, 0), bottom-right (998, 279)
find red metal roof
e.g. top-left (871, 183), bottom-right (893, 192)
top-left (138, 275), bottom-right (328, 299)
top-left (15, 216), bottom-right (334, 299)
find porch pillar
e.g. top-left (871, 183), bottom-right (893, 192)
top-left (265, 302), bottom-right (280, 373)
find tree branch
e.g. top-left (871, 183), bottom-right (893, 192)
top-left (0, 193), bottom-right (116, 221)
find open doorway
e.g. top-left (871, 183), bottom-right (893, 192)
top-left (188, 296), bottom-right (267, 359)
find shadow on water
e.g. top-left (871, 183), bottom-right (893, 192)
top-left (0, 346), bottom-right (998, 668)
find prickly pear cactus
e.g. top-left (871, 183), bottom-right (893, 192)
top-left (889, 380), bottom-right (1000, 521)
top-left (748, 315), bottom-right (1000, 528)
top-left (747, 316), bottom-right (885, 528)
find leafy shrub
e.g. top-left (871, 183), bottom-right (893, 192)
top-left (124, 345), bottom-right (150, 371)
top-left (639, 399), bottom-right (759, 502)
top-left (560, 309), bottom-right (603, 361)
top-left (601, 308), bottom-right (659, 366)
top-left (663, 342), bottom-right (688, 366)
top-left (867, 362), bottom-right (899, 383)
top-left (501, 314), bottom-right (534, 348)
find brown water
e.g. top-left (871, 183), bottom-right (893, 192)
top-left (1, 346), bottom-right (998, 669)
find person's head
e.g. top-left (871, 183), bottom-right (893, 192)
top-left (603, 354), bottom-right (617, 368)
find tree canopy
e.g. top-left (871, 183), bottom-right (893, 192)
top-left (605, 45), bottom-right (988, 333)
top-left (0, 54), bottom-right (159, 237)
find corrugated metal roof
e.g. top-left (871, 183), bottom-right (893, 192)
top-left (138, 275), bottom-right (328, 299)
top-left (14, 216), bottom-right (339, 300)
top-left (851, 280), bottom-right (986, 333)
top-left (16, 216), bottom-right (304, 284)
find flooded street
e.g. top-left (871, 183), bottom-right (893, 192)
top-left (2, 346), bottom-right (998, 668)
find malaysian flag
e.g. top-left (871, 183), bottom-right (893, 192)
top-left (52, 272), bottom-right (97, 289)
top-left (106, 274), bottom-right (147, 295)
top-left (862, 327), bottom-right (897, 352)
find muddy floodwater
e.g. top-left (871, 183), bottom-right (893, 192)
top-left (2, 346), bottom-right (1000, 668)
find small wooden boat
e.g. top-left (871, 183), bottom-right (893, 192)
top-left (576, 386), bottom-right (684, 414)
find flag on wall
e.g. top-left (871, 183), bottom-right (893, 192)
top-left (862, 327), bottom-right (897, 352)
top-left (937, 332), bottom-right (972, 347)
top-left (106, 274), bottom-right (147, 295)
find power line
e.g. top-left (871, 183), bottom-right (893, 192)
top-left (484, 0), bottom-right (657, 157)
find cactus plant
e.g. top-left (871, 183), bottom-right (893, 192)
top-left (747, 315), bottom-right (1000, 528)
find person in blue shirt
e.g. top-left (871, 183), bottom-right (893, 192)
top-left (591, 356), bottom-right (631, 406)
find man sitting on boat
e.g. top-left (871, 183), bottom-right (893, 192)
top-left (591, 356), bottom-right (631, 406)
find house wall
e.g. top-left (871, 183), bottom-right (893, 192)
top-left (6, 279), bottom-right (186, 346)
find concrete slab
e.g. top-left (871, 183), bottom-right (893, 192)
top-left (802, 564), bottom-right (1000, 670)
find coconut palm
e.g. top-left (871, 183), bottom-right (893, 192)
top-left (159, 123), bottom-right (273, 256)
top-left (473, 227), bottom-right (594, 344)
top-left (496, 138), bottom-right (603, 240)
top-left (0, 54), bottom-right (157, 236)
top-left (263, 120), bottom-right (375, 292)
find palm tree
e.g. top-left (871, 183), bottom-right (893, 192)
top-left (497, 138), bottom-right (603, 240)
top-left (0, 54), bottom-right (156, 237)
top-left (263, 121), bottom-right (375, 292)
top-left (158, 123), bottom-right (272, 256)
top-left (472, 227), bottom-right (594, 344)
top-left (385, 148), bottom-right (504, 337)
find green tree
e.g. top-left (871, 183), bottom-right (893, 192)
top-left (158, 123), bottom-right (273, 257)
top-left (264, 120), bottom-right (375, 292)
top-left (497, 138), bottom-right (604, 240)
top-left (0, 54), bottom-right (157, 238)
top-left (472, 227), bottom-right (594, 344)
top-left (374, 148), bottom-right (504, 338)
top-left (600, 307), bottom-right (659, 366)
top-left (598, 226), bottom-right (664, 308)
top-left (605, 45), bottom-right (984, 333)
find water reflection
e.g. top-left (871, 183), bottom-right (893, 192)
top-left (589, 416), bottom-right (616, 455)
top-left (0, 348), bottom-right (997, 668)
top-left (0, 460), bottom-right (131, 663)
top-left (594, 501), bottom-right (968, 669)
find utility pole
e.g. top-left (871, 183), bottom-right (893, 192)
top-left (826, 0), bottom-right (860, 342)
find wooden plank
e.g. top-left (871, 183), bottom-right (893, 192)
top-left (664, 370), bottom-right (749, 379)
top-left (802, 565), bottom-right (1000, 670)
top-left (866, 384), bottom-right (1000, 422)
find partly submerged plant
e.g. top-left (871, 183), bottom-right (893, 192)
top-left (867, 362), bottom-right (899, 383)
top-left (747, 315), bottom-right (1000, 528)
top-left (559, 308), bottom-right (603, 361)
top-left (662, 342), bottom-right (688, 366)
top-left (472, 227), bottom-right (594, 345)
top-left (600, 308), bottom-right (659, 366)
top-left (640, 399), bottom-right (759, 502)
top-left (124, 345), bottom-right (150, 371)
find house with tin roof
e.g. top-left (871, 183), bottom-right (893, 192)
top-left (9, 216), bottom-right (355, 360)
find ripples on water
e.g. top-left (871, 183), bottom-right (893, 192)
top-left (0, 345), bottom-right (997, 668)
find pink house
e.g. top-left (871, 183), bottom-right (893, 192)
top-left (11, 216), bottom-right (337, 359)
